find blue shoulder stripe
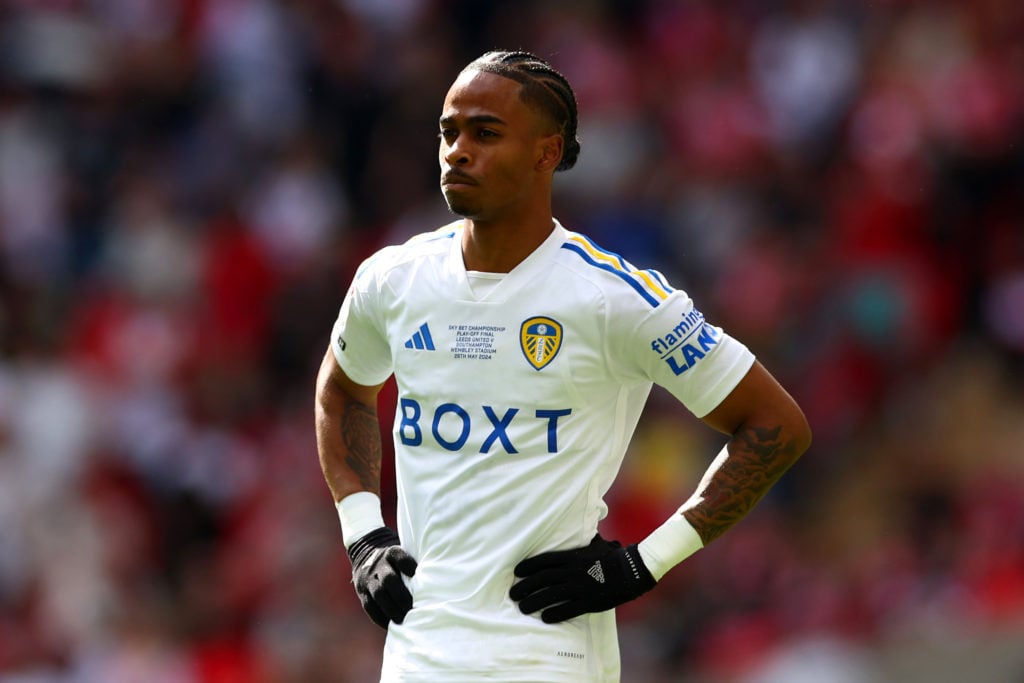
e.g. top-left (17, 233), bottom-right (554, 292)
top-left (561, 235), bottom-right (673, 308)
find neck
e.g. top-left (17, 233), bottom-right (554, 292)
top-left (461, 212), bottom-right (555, 273)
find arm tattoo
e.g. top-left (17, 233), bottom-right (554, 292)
top-left (341, 398), bottom-right (382, 494)
top-left (684, 424), bottom-right (797, 545)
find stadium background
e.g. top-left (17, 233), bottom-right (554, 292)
top-left (0, 0), bottom-right (1023, 681)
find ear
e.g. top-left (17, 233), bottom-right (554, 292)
top-left (535, 134), bottom-right (564, 173)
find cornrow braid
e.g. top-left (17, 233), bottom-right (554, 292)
top-left (464, 50), bottom-right (581, 172)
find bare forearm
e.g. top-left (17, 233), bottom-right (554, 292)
top-left (318, 396), bottom-right (382, 498)
top-left (682, 423), bottom-right (805, 545)
top-left (315, 350), bottom-right (384, 502)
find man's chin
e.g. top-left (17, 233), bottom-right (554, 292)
top-left (443, 196), bottom-right (479, 219)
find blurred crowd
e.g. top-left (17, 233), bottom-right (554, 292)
top-left (1, 0), bottom-right (1023, 681)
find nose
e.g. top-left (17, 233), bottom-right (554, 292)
top-left (442, 135), bottom-right (470, 167)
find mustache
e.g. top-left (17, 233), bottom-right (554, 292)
top-left (442, 169), bottom-right (477, 185)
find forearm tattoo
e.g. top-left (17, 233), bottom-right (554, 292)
top-left (684, 425), bottom-right (796, 545)
top-left (341, 398), bottom-right (382, 494)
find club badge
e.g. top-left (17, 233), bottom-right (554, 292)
top-left (520, 317), bottom-right (563, 371)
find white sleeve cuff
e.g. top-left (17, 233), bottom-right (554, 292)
top-left (336, 491), bottom-right (385, 549)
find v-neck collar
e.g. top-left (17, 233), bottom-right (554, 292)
top-left (446, 220), bottom-right (566, 302)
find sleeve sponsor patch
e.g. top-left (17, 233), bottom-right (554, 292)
top-left (649, 309), bottom-right (722, 376)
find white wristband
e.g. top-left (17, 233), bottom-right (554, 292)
top-left (637, 510), bottom-right (704, 581)
top-left (336, 491), bottom-right (385, 549)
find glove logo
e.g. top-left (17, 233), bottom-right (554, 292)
top-left (520, 317), bottom-right (563, 371)
top-left (586, 561), bottom-right (606, 584)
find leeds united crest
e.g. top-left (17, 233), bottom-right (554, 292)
top-left (520, 317), bottom-right (563, 371)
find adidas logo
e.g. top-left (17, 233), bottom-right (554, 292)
top-left (586, 561), bottom-right (605, 584)
top-left (404, 323), bottom-right (436, 351)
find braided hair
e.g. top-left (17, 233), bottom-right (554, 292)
top-left (463, 50), bottom-right (581, 172)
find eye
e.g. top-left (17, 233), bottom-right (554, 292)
top-left (438, 128), bottom-right (457, 142)
top-left (478, 128), bottom-right (499, 139)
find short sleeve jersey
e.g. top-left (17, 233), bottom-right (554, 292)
top-left (331, 221), bottom-right (755, 683)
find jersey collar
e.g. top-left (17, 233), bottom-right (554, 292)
top-left (447, 220), bottom-right (568, 302)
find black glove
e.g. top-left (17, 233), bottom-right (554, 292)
top-left (347, 527), bottom-right (417, 629)
top-left (510, 534), bottom-right (657, 624)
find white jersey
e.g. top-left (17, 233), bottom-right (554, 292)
top-left (331, 220), bottom-right (754, 682)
